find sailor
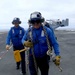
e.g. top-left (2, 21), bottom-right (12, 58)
top-left (6, 17), bottom-right (26, 75)
top-left (22, 12), bottom-right (61, 75)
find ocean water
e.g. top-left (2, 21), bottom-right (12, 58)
top-left (0, 24), bottom-right (28, 32)
top-left (0, 24), bottom-right (75, 32)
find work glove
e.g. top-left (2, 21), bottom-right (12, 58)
top-left (6, 45), bottom-right (10, 50)
top-left (24, 40), bottom-right (33, 47)
top-left (53, 55), bottom-right (61, 66)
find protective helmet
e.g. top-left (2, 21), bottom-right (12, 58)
top-left (29, 12), bottom-right (44, 24)
top-left (12, 17), bottom-right (21, 24)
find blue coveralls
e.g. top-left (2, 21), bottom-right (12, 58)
top-left (6, 26), bottom-right (26, 74)
top-left (22, 26), bottom-right (60, 75)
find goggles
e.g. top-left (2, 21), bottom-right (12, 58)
top-left (30, 19), bottom-right (41, 24)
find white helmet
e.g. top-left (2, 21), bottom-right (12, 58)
top-left (29, 11), bottom-right (44, 24)
top-left (12, 17), bottom-right (21, 24)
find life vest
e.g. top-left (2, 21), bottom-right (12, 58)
top-left (27, 26), bottom-right (52, 57)
top-left (11, 27), bottom-right (24, 48)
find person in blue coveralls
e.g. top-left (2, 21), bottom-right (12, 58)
top-left (22, 12), bottom-right (61, 75)
top-left (6, 17), bottom-right (26, 75)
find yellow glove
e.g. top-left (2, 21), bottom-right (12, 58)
top-left (54, 56), bottom-right (61, 66)
top-left (6, 45), bottom-right (10, 50)
top-left (24, 40), bottom-right (33, 47)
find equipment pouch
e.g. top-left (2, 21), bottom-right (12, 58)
top-left (13, 50), bottom-right (21, 62)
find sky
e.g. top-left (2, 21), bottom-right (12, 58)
top-left (0, 0), bottom-right (75, 30)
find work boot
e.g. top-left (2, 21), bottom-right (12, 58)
top-left (20, 71), bottom-right (26, 75)
top-left (22, 73), bottom-right (26, 75)
top-left (16, 65), bottom-right (20, 70)
top-left (16, 62), bottom-right (20, 70)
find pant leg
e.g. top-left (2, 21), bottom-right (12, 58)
top-left (29, 55), bottom-right (37, 75)
top-left (36, 55), bottom-right (49, 75)
top-left (20, 51), bottom-right (26, 74)
top-left (16, 62), bottom-right (20, 68)
top-left (13, 46), bottom-right (20, 68)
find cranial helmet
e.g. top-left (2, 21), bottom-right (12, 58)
top-left (12, 17), bottom-right (21, 24)
top-left (29, 11), bottom-right (44, 24)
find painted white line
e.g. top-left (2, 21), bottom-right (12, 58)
top-left (1, 51), bottom-right (5, 53)
top-left (0, 45), bottom-right (12, 60)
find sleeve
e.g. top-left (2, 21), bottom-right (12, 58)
top-left (47, 28), bottom-right (60, 56)
top-left (22, 28), bottom-right (26, 35)
top-left (6, 29), bottom-right (12, 45)
top-left (22, 30), bottom-right (28, 45)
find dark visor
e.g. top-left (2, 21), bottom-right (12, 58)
top-left (30, 19), bottom-right (41, 24)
